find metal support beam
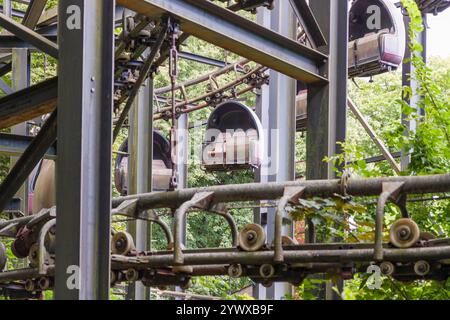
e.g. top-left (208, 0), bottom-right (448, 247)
top-left (22, 0), bottom-right (48, 28)
top-left (128, 78), bottom-right (153, 300)
top-left (307, 0), bottom-right (348, 300)
top-left (253, 6), bottom-right (271, 300)
top-left (265, 0), bottom-right (296, 300)
top-left (11, 45), bottom-right (30, 218)
top-left (401, 13), bottom-right (427, 171)
top-left (116, 0), bottom-right (327, 84)
top-left (0, 12), bottom-right (58, 58)
top-left (175, 110), bottom-right (189, 297)
top-left (288, 0), bottom-right (327, 48)
top-left (0, 78), bottom-right (12, 94)
top-left (307, 0), bottom-right (348, 181)
top-left (113, 173), bottom-right (450, 211)
top-left (0, 77), bottom-right (57, 129)
top-left (55, 0), bottom-right (115, 300)
top-left (0, 111), bottom-right (56, 213)
top-left (0, 132), bottom-right (56, 159)
top-left (0, 35), bottom-right (57, 49)
top-left (348, 99), bottom-right (401, 174)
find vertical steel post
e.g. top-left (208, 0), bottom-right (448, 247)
top-left (11, 48), bottom-right (30, 215)
top-left (177, 113), bottom-right (189, 227)
top-left (265, 0), bottom-right (297, 300)
top-left (129, 78), bottom-right (153, 300)
top-left (174, 112), bottom-right (188, 296)
top-left (254, 1), bottom-right (298, 300)
top-left (253, 5), bottom-right (272, 301)
top-left (4, 0), bottom-right (31, 216)
top-left (2, 0), bottom-right (11, 17)
top-left (401, 13), bottom-right (427, 171)
top-left (55, 0), bottom-right (115, 300)
top-left (307, 0), bottom-right (348, 300)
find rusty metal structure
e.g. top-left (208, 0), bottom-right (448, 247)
top-left (0, 0), bottom-right (448, 300)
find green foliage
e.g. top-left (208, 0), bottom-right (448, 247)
top-left (323, 0), bottom-right (450, 300)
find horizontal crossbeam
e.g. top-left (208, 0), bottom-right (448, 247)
top-left (117, 0), bottom-right (328, 83)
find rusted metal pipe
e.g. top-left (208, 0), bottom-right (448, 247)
top-left (112, 245), bottom-right (450, 268)
top-left (113, 174), bottom-right (450, 211)
top-left (152, 218), bottom-right (173, 245)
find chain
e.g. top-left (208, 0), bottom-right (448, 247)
top-left (168, 19), bottom-right (180, 190)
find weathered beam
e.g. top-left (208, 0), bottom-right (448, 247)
top-left (22, 0), bottom-right (48, 29)
top-left (0, 110), bottom-right (57, 213)
top-left (0, 132), bottom-right (56, 159)
top-left (288, 0), bottom-right (327, 48)
top-left (0, 77), bottom-right (57, 129)
top-left (116, 0), bottom-right (328, 84)
top-left (0, 12), bottom-right (58, 58)
top-left (112, 245), bottom-right (450, 267)
top-left (112, 173), bottom-right (450, 211)
top-left (0, 34), bottom-right (57, 49)
top-left (0, 78), bottom-right (13, 94)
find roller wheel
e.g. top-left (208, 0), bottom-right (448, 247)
top-left (228, 264), bottom-right (244, 278)
top-left (259, 264), bottom-right (275, 279)
top-left (239, 224), bottom-right (266, 252)
top-left (379, 261), bottom-right (395, 276)
top-left (111, 231), bottom-right (135, 255)
top-left (24, 279), bottom-right (36, 292)
top-left (125, 269), bottom-right (140, 282)
top-left (389, 218), bottom-right (420, 248)
top-left (414, 260), bottom-right (430, 276)
top-left (38, 277), bottom-right (52, 291)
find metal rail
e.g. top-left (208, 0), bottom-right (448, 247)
top-left (113, 173), bottom-right (450, 210)
top-left (112, 245), bottom-right (450, 268)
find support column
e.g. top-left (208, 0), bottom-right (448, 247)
top-left (258, 0), bottom-right (297, 300)
top-left (55, 0), bottom-right (115, 300)
top-left (175, 112), bottom-right (189, 296)
top-left (2, 0), bottom-right (11, 17)
top-left (4, 0), bottom-right (31, 215)
top-left (307, 0), bottom-right (348, 300)
top-left (128, 78), bottom-right (153, 300)
top-left (253, 5), bottom-right (271, 301)
top-left (176, 113), bottom-right (189, 240)
top-left (11, 48), bottom-right (30, 215)
top-left (401, 13), bottom-right (427, 171)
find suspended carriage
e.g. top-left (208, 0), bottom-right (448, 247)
top-left (348, 0), bottom-right (406, 78)
top-left (202, 101), bottom-right (263, 171)
top-left (295, 1), bottom-right (406, 130)
top-left (114, 131), bottom-right (173, 195)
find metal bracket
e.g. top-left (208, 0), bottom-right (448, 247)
top-left (274, 187), bottom-right (306, 263)
top-left (111, 198), bottom-right (138, 217)
top-left (173, 192), bottom-right (215, 265)
top-left (0, 222), bottom-right (19, 237)
top-left (374, 182), bottom-right (405, 261)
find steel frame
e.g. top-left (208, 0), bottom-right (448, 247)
top-left (116, 0), bottom-right (328, 83)
top-left (55, 0), bottom-right (115, 300)
top-left (0, 0), bottom-right (448, 301)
